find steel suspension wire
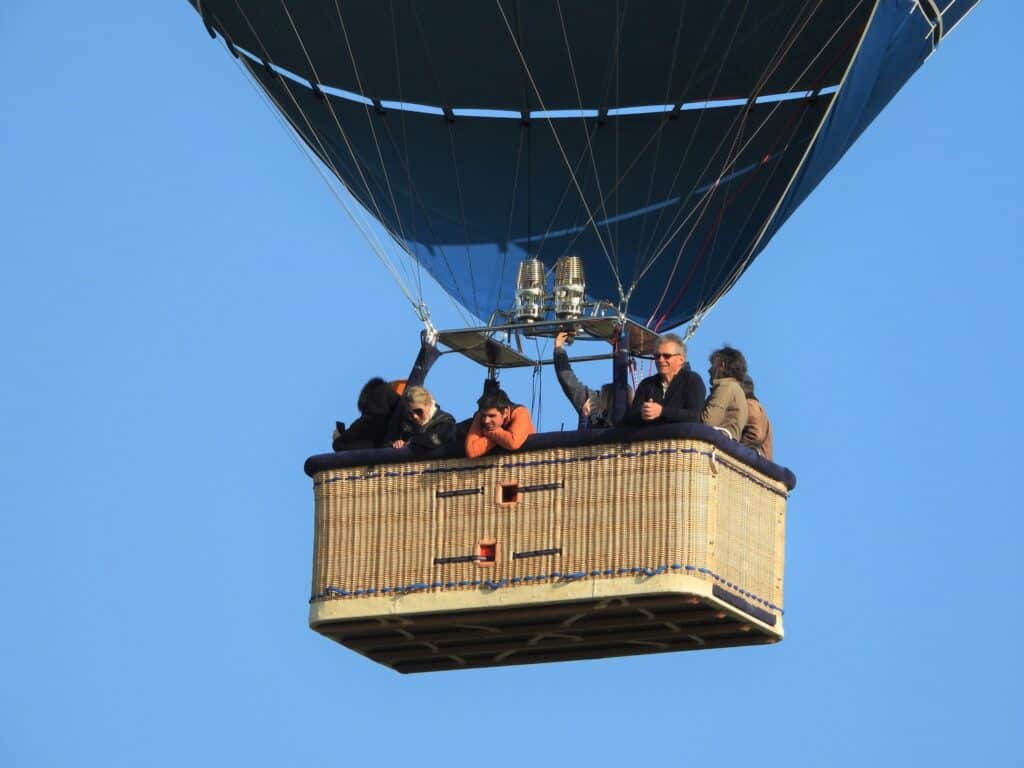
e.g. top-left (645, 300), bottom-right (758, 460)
top-left (406, 1), bottom-right (485, 321)
top-left (494, 0), bottom-right (625, 302)
top-left (632, 0), bottom-right (693, 268)
top-left (551, 0), bottom-right (622, 272)
top-left (226, 0), bottom-right (428, 318)
top-left (637, 0), bottom-right (867, 328)
top-left (234, 56), bottom-right (424, 316)
top-left (217, 5), bottom-right (421, 313)
top-left (677, 0), bottom-right (872, 334)
top-left (498, 128), bottom-right (528, 311)
top-left (280, 0), bottom-right (429, 311)
top-left (629, 0), bottom-right (750, 291)
top-left (328, 0), bottom-right (420, 295)
top-left (638, 0), bottom-right (818, 322)
top-left (549, 0), bottom-right (751, 320)
top-left (688, 16), bottom-right (866, 326)
top-left (241, 0), bottom-right (481, 329)
top-left (384, 0), bottom-right (423, 304)
top-left (525, 126), bottom-right (601, 262)
top-left (647, 0), bottom-right (831, 327)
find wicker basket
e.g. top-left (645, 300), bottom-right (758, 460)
top-left (309, 435), bottom-right (788, 673)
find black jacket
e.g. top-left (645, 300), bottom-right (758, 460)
top-left (626, 367), bottom-right (707, 426)
top-left (333, 378), bottom-right (401, 451)
top-left (390, 406), bottom-right (457, 455)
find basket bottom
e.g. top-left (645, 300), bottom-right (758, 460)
top-left (311, 582), bottom-right (781, 673)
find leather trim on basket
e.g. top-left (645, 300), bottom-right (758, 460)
top-left (713, 585), bottom-right (777, 626)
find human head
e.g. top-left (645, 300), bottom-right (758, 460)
top-left (741, 374), bottom-right (756, 398)
top-left (476, 388), bottom-right (512, 430)
top-left (403, 385), bottom-right (435, 426)
top-left (653, 333), bottom-right (687, 381)
top-left (357, 377), bottom-right (401, 416)
top-left (595, 383), bottom-right (634, 416)
top-left (708, 346), bottom-right (748, 381)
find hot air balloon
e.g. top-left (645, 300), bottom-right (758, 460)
top-left (188, 0), bottom-right (980, 672)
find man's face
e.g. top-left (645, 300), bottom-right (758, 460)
top-left (479, 407), bottom-right (509, 431)
top-left (654, 342), bottom-right (685, 380)
top-left (409, 400), bottom-right (432, 426)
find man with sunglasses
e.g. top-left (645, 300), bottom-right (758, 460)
top-left (627, 333), bottom-right (707, 427)
top-left (390, 385), bottom-right (456, 455)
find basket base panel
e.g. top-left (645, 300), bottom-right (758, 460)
top-left (312, 591), bottom-right (779, 673)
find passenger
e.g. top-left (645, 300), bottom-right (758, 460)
top-left (701, 346), bottom-right (749, 441)
top-left (465, 388), bottom-right (535, 458)
top-left (331, 338), bottom-right (442, 452)
top-left (553, 331), bottom-right (631, 429)
top-left (627, 333), bottom-right (707, 426)
top-left (740, 374), bottom-right (774, 461)
top-left (332, 377), bottom-right (402, 451)
top-left (390, 386), bottom-right (456, 454)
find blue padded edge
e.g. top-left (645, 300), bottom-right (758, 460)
top-left (304, 422), bottom-right (796, 490)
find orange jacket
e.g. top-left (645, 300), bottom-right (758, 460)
top-left (464, 405), bottom-right (535, 458)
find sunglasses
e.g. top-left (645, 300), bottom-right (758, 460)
top-left (411, 407), bottom-right (428, 417)
top-left (653, 352), bottom-right (681, 360)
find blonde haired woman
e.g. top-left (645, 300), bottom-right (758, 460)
top-left (390, 386), bottom-right (456, 455)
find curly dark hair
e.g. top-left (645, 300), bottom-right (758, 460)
top-left (709, 346), bottom-right (748, 381)
top-left (357, 377), bottom-right (401, 416)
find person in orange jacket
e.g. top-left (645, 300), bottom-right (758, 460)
top-left (464, 388), bottom-right (535, 458)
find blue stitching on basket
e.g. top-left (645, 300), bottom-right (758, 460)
top-left (310, 562), bottom-right (783, 613)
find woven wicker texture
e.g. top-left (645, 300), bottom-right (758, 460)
top-left (310, 437), bottom-right (787, 618)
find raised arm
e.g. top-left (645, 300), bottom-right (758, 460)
top-left (554, 346), bottom-right (594, 414)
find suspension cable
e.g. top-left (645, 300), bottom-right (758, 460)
top-left (637, 0), bottom-right (866, 327)
top-left (494, 0), bottom-right (625, 301)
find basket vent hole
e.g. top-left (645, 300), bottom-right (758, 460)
top-left (500, 483), bottom-right (519, 504)
top-left (477, 539), bottom-right (496, 565)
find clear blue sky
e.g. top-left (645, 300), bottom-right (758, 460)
top-left (2, 3), bottom-right (1020, 766)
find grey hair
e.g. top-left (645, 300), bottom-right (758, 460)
top-left (656, 333), bottom-right (687, 357)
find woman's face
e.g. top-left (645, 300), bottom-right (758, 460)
top-left (408, 400), bottom-right (432, 426)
